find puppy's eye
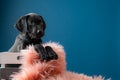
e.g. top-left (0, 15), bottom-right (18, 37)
top-left (27, 25), bottom-right (33, 31)
top-left (27, 24), bottom-right (32, 27)
top-left (39, 22), bottom-right (44, 27)
top-left (35, 19), bottom-right (41, 24)
top-left (40, 23), bottom-right (44, 26)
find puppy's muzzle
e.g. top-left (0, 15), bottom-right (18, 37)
top-left (31, 29), bottom-right (44, 38)
top-left (37, 30), bottom-right (43, 35)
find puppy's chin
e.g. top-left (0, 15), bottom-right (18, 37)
top-left (29, 34), bottom-right (44, 39)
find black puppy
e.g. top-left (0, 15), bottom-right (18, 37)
top-left (9, 13), bottom-right (58, 61)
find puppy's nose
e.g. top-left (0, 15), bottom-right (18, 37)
top-left (37, 30), bottom-right (43, 34)
top-left (37, 30), bottom-right (40, 33)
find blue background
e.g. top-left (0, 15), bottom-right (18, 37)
top-left (0, 0), bottom-right (120, 79)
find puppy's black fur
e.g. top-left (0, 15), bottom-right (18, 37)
top-left (9, 13), bottom-right (58, 62)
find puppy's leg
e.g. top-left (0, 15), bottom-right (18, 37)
top-left (34, 44), bottom-right (47, 61)
top-left (45, 46), bottom-right (58, 61)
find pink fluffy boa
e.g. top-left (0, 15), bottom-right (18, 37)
top-left (11, 42), bottom-right (105, 80)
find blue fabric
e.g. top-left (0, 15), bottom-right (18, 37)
top-left (0, 0), bottom-right (120, 79)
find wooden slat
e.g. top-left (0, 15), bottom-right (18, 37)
top-left (0, 68), bottom-right (19, 79)
top-left (0, 52), bottom-right (21, 68)
top-left (0, 52), bottom-right (21, 64)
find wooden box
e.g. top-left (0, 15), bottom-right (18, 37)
top-left (0, 52), bottom-right (21, 79)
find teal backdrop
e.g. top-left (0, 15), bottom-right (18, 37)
top-left (0, 0), bottom-right (120, 80)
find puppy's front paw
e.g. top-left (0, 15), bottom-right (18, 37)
top-left (34, 44), bottom-right (58, 61)
top-left (45, 46), bottom-right (58, 61)
top-left (34, 44), bottom-right (47, 61)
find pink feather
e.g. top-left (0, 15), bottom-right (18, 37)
top-left (11, 42), bottom-right (104, 80)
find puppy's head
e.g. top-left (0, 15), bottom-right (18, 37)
top-left (15, 13), bottom-right (46, 39)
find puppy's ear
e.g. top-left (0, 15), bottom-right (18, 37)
top-left (15, 15), bottom-right (28, 33)
top-left (40, 16), bottom-right (46, 30)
